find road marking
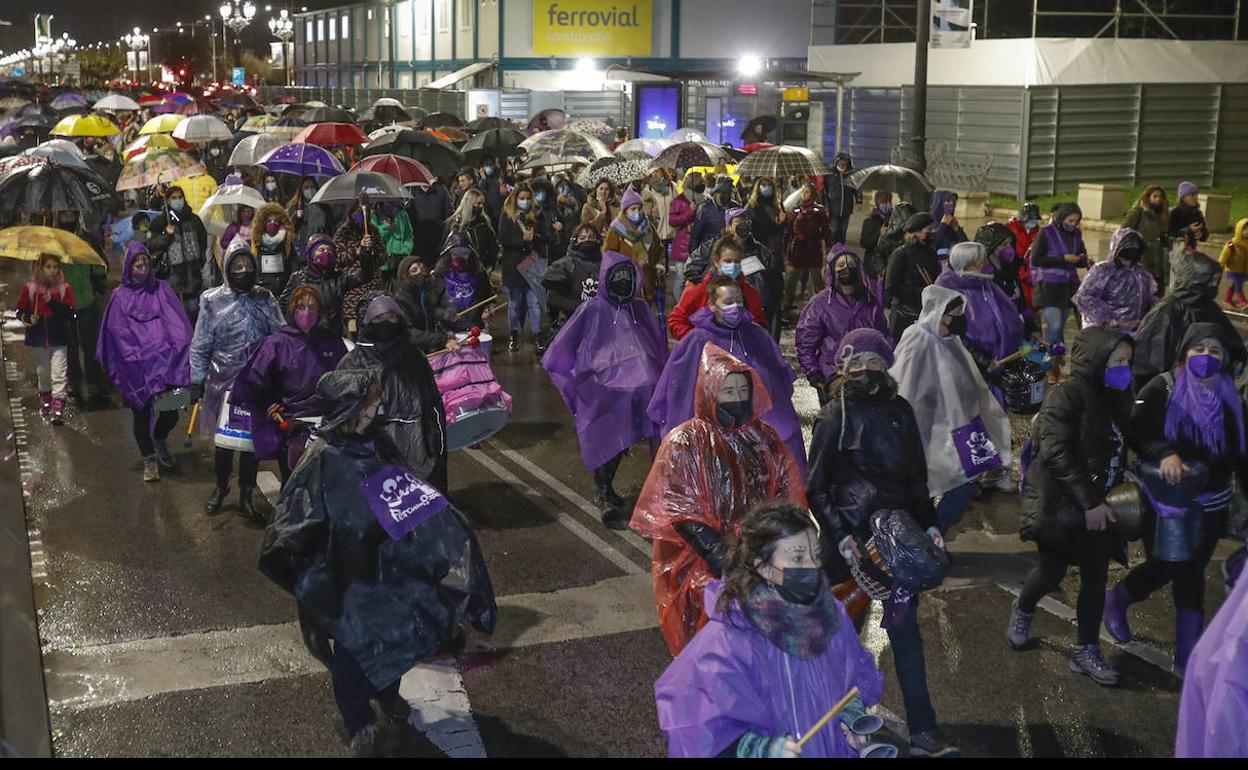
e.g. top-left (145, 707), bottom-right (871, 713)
top-left (491, 445), bottom-right (652, 558)
top-left (398, 659), bottom-right (486, 758)
top-left (463, 448), bottom-right (645, 576)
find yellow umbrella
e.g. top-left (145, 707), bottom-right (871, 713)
top-left (122, 133), bottom-right (187, 161)
top-left (676, 164), bottom-right (739, 194)
top-left (171, 174), bottom-right (218, 212)
top-left (0, 226), bottom-right (108, 267)
top-left (241, 114), bottom-right (276, 131)
top-left (139, 114), bottom-right (187, 135)
top-left (50, 113), bottom-right (121, 138)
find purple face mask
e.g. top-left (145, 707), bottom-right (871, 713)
top-left (294, 308), bottom-right (319, 332)
top-left (1187, 353), bottom-right (1223, 380)
top-left (944, 201), bottom-right (956, 215)
top-left (351, 210), bottom-right (364, 226)
top-left (718, 304), bottom-right (744, 328)
top-left (979, 261), bottom-right (996, 276)
top-left (1062, 221), bottom-right (1079, 233)
top-left (1104, 365), bottom-right (1133, 391)
top-left (265, 220), bottom-right (282, 236)
top-left (310, 246), bottom-right (335, 271)
top-left (998, 245), bottom-right (1016, 264)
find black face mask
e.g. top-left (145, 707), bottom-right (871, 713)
top-left (715, 193), bottom-right (732, 206)
top-left (577, 242), bottom-right (602, 260)
top-left (1117, 247), bottom-right (1142, 265)
top-left (691, 183), bottom-right (707, 194)
top-left (364, 322), bottom-right (403, 343)
top-left (775, 567), bottom-right (823, 605)
top-left (850, 369), bottom-right (890, 395)
top-left (715, 399), bottom-right (752, 429)
top-left (607, 275), bottom-right (634, 302)
top-left (228, 270), bottom-right (256, 292)
top-left (836, 268), bottom-right (858, 286)
top-left (946, 314), bottom-right (968, 337)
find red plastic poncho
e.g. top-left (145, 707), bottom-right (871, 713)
top-left (630, 342), bottom-right (806, 657)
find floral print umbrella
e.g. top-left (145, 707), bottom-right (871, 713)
top-left (116, 149), bottom-right (207, 191)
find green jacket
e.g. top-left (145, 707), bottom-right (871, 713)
top-left (369, 209), bottom-right (414, 275)
top-left (61, 263), bottom-right (106, 310)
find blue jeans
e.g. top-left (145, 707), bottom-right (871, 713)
top-left (887, 598), bottom-right (938, 735)
top-left (1040, 305), bottom-right (1071, 348)
top-left (507, 284), bottom-right (541, 334)
top-left (935, 482), bottom-right (976, 531)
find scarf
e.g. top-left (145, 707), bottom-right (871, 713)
top-left (609, 215), bottom-right (649, 245)
top-left (1165, 367), bottom-right (1247, 457)
top-left (740, 579), bottom-right (841, 660)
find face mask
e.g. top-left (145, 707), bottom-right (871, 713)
top-left (294, 308), bottom-right (319, 332)
top-left (265, 221), bottom-right (282, 236)
top-left (607, 275), bottom-right (634, 302)
top-left (879, 203), bottom-right (893, 216)
top-left (364, 322), bottom-right (402, 343)
top-left (577, 242), bottom-right (602, 261)
top-left (718, 304), bottom-right (744, 328)
top-left (40, 270), bottom-right (60, 287)
top-left (760, 186), bottom-right (774, 197)
top-left (534, 191), bottom-right (547, 204)
top-left (715, 399), bottom-right (752, 429)
top-left (451, 256), bottom-right (469, 271)
top-left (239, 209), bottom-right (254, 225)
top-left (944, 202), bottom-right (956, 215)
top-left (716, 193), bottom-right (732, 206)
top-left (265, 182), bottom-right (278, 192)
top-left (484, 165), bottom-right (496, 176)
top-left (734, 222), bottom-right (752, 239)
top-left (978, 261), bottom-right (996, 277)
top-left (310, 247), bottom-right (334, 271)
top-left (1187, 353), bottom-right (1223, 379)
top-left (134, 229), bottom-right (149, 242)
top-left (210, 147), bottom-right (221, 156)
top-left (719, 262), bottom-right (742, 279)
top-left (774, 567), bottom-right (823, 605)
top-left (1104, 364), bottom-right (1132, 391)
top-left (691, 183), bottom-right (706, 194)
top-left (1062, 221), bottom-right (1079, 233)
top-left (945, 314), bottom-right (967, 337)
top-left (850, 369), bottom-right (889, 395)
top-left (998, 245), bottom-right (1016, 264)
top-left (228, 270), bottom-right (256, 292)
top-left (628, 210), bottom-right (645, 226)
top-left (169, 199), bottom-right (185, 212)
top-left (652, 180), bottom-right (670, 193)
top-left (130, 264), bottom-right (150, 283)
top-left (303, 186), bottom-right (316, 198)
top-left (517, 199), bottom-right (532, 212)
top-left (1026, 219), bottom-right (1039, 231)
top-left (836, 268), bottom-right (858, 286)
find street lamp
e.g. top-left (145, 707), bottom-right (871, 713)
top-left (268, 9), bottom-right (294, 87)
top-left (125, 27), bottom-right (151, 84)
top-left (220, 1), bottom-right (257, 73)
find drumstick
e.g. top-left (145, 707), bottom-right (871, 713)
top-left (454, 297), bottom-right (508, 320)
top-left (993, 350), bottom-right (1026, 368)
top-left (796, 686), bottom-right (861, 750)
top-left (184, 402), bottom-right (200, 447)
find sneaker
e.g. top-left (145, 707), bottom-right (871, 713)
top-left (1069, 644), bottom-right (1119, 686)
top-left (909, 730), bottom-right (961, 758)
top-left (1006, 599), bottom-right (1034, 650)
top-left (347, 723), bottom-right (380, 758)
top-left (142, 456), bottom-right (160, 482)
top-left (508, 333), bottom-right (519, 352)
top-left (38, 392), bottom-right (52, 417)
top-left (154, 439), bottom-right (177, 471)
top-left (51, 398), bottom-right (65, 426)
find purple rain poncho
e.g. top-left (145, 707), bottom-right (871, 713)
top-left (648, 306), bottom-right (805, 473)
top-left (232, 326), bottom-right (348, 461)
top-left (934, 249), bottom-right (1024, 362)
top-left (97, 241), bottom-right (193, 409)
top-left (542, 250), bottom-right (669, 472)
top-left (1175, 565), bottom-right (1248, 757)
top-left (794, 244), bottom-right (891, 379)
top-left (655, 579), bottom-right (883, 758)
top-left (1073, 227), bottom-right (1158, 328)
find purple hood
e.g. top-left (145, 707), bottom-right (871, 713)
top-left (795, 246), bottom-right (891, 377)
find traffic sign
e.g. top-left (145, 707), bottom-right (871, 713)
top-left (232, 67), bottom-right (245, 87)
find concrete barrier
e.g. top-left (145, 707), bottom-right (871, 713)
top-left (1201, 193), bottom-right (1233, 234)
top-left (1077, 183), bottom-right (1128, 222)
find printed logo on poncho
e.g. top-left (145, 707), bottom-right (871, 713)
top-left (580, 276), bottom-right (599, 301)
top-left (360, 466), bottom-right (448, 541)
top-left (951, 417), bottom-right (1002, 478)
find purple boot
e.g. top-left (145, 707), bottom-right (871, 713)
top-left (1102, 584), bottom-right (1136, 643)
top-left (1174, 609), bottom-right (1203, 674)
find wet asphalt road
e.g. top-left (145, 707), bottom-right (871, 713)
top-left (0, 216), bottom-right (1238, 759)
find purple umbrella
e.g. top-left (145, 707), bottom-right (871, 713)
top-left (257, 143), bottom-right (345, 179)
top-left (50, 92), bottom-right (88, 110)
top-left (149, 102), bottom-right (180, 115)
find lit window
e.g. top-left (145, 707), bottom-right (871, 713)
top-left (458, 0), bottom-right (472, 30)
top-left (367, 8), bottom-right (373, 20)
top-left (316, 18), bottom-right (324, 41)
top-left (438, 0), bottom-right (450, 32)
top-left (305, 20), bottom-right (313, 41)
top-left (341, 14), bottom-right (349, 37)
top-left (329, 17), bottom-right (336, 40)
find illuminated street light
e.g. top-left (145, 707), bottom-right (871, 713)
top-left (268, 9), bottom-right (294, 86)
top-left (737, 55), bottom-right (762, 78)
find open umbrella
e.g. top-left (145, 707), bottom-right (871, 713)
top-left (567, 119), bottom-right (615, 141)
top-left (0, 162), bottom-right (117, 213)
top-left (116, 149), bottom-right (207, 191)
top-left (846, 164), bottom-right (934, 201)
top-left (360, 129), bottom-right (464, 177)
top-left (614, 137), bottom-right (674, 159)
top-left (174, 98), bottom-right (217, 117)
top-left (50, 113), bottom-right (120, 138)
top-left (527, 108), bottom-right (567, 132)
top-left (309, 169), bottom-right (412, 205)
top-left (172, 114), bottom-right (233, 144)
top-left (420, 112), bottom-right (465, 130)
top-left (734, 145), bottom-right (828, 179)
top-left (34, 138), bottom-right (85, 160)
top-left (0, 96), bottom-right (30, 111)
top-left (352, 154), bottom-right (435, 187)
top-left (170, 173), bottom-right (219, 212)
top-left (740, 115), bottom-right (779, 142)
top-left (517, 153), bottom-right (592, 172)
top-left (50, 93), bottom-right (88, 111)
top-left (164, 92), bottom-right (194, 104)
top-left (123, 134), bottom-right (191, 161)
top-left (293, 121), bottom-right (370, 146)
top-left (258, 142), bottom-right (345, 178)
top-left (0, 155), bottom-right (56, 175)
top-left (229, 133), bottom-right (288, 167)
top-left (263, 116), bottom-right (309, 140)
top-left (197, 183), bottom-right (267, 236)
top-left (581, 157), bottom-right (652, 189)
top-left (667, 127), bottom-right (706, 143)
top-left (466, 116), bottom-right (515, 132)
top-left (650, 141), bottom-right (734, 172)
top-left (368, 125), bottom-right (407, 142)
top-left (519, 129), bottom-right (612, 164)
top-left (430, 126), bottom-right (469, 144)
top-left (215, 93), bottom-right (259, 110)
top-left (15, 114), bottom-right (54, 132)
top-left (461, 127), bottom-right (528, 159)
top-left (140, 114), bottom-right (186, 135)
top-left (22, 144), bottom-right (89, 168)
top-left (302, 106), bottom-right (356, 124)
top-left (94, 94), bottom-right (141, 112)
top-left (240, 114), bottom-right (277, 132)
top-left (0, 226), bottom-right (107, 267)
top-left (367, 98), bottom-right (410, 124)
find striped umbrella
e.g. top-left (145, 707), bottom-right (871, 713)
top-left (734, 145), bottom-right (828, 179)
top-left (139, 114), bottom-right (187, 135)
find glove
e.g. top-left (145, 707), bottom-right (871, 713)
top-left (674, 521), bottom-right (725, 578)
top-left (189, 383), bottom-right (205, 404)
top-left (806, 372), bottom-right (826, 391)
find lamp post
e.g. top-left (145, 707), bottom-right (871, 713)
top-left (268, 9), bottom-right (294, 87)
top-left (125, 27), bottom-right (150, 85)
top-left (220, 1), bottom-right (257, 74)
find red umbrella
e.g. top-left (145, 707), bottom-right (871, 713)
top-left (353, 153), bottom-right (435, 186)
top-left (138, 95), bottom-right (162, 106)
top-left (743, 142), bottom-right (775, 153)
top-left (293, 121), bottom-right (370, 146)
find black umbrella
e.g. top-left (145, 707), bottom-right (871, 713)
top-left (0, 161), bottom-right (118, 214)
top-left (360, 104), bottom-right (411, 124)
top-left (740, 115), bottom-right (779, 141)
top-left (15, 114), bottom-right (53, 130)
top-left (467, 116), bottom-right (515, 132)
top-left (215, 93), bottom-right (259, 110)
top-left (360, 129), bottom-right (465, 177)
top-left (419, 111), bottom-right (465, 130)
top-left (84, 154), bottom-right (123, 189)
top-left (302, 106), bottom-right (356, 124)
top-left (55, 105), bottom-right (89, 118)
top-left (460, 127), bottom-right (528, 160)
top-left (308, 169), bottom-right (412, 205)
top-left (20, 103), bottom-right (57, 119)
top-left (846, 164), bottom-right (934, 201)
top-left (274, 116), bottom-right (309, 128)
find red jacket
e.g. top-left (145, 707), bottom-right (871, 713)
top-left (668, 270), bottom-right (767, 340)
top-left (1007, 217), bottom-right (1039, 308)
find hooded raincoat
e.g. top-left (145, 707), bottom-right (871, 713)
top-left (928, 191), bottom-right (967, 261)
top-left (251, 202), bottom-right (296, 295)
top-left (189, 247), bottom-right (285, 437)
top-left (1174, 567), bottom-right (1248, 757)
top-left (1218, 218), bottom-right (1248, 276)
top-left (649, 307), bottom-right (805, 473)
top-left (934, 244), bottom-right (1024, 365)
top-left (259, 370), bottom-right (496, 692)
top-left (281, 235), bottom-right (368, 336)
top-left (655, 579), bottom-right (883, 758)
top-left (97, 242), bottom-right (193, 409)
top-left (631, 344), bottom-right (806, 655)
top-left (1073, 228), bottom-right (1158, 329)
top-left (542, 251), bottom-right (669, 472)
top-left (794, 245), bottom-right (891, 379)
top-left (890, 285), bottom-right (1012, 496)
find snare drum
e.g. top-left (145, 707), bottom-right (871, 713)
top-left (455, 331), bottom-right (493, 357)
top-left (445, 405), bottom-right (510, 452)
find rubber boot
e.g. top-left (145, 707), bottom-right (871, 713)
top-left (1174, 609), bottom-right (1203, 674)
top-left (205, 485), bottom-right (230, 515)
top-left (593, 468), bottom-right (626, 531)
top-left (1236, 291), bottom-right (1248, 309)
top-left (39, 391), bottom-right (52, 417)
top-left (238, 488), bottom-right (264, 526)
top-left (1102, 583), bottom-right (1136, 643)
top-left (533, 330), bottom-right (548, 360)
top-left (1224, 285), bottom-right (1235, 308)
top-left (51, 397), bottom-right (66, 426)
top-left (155, 439), bottom-right (177, 471)
top-left (601, 454), bottom-right (625, 508)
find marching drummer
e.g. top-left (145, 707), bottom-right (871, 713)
top-left (806, 328), bottom-right (959, 758)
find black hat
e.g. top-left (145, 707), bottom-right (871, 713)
top-left (904, 212), bottom-right (934, 233)
top-left (975, 222), bottom-right (1014, 253)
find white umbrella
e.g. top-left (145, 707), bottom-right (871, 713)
top-left (22, 144), bottom-right (89, 168)
top-left (172, 115), bottom-right (233, 144)
top-left (668, 127), bottom-right (706, 143)
top-left (197, 183), bottom-right (267, 237)
top-left (228, 133), bottom-right (289, 167)
top-left (372, 97), bottom-right (404, 109)
top-left (34, 138), bottom-right (86, 159)
top-left (368, 124), bottom-right (407, 141)
top-left (94, 94), bottom-right (141, 112)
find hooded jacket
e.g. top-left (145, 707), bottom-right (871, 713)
top-left (148, 205), bottom-right (208, 298)
top-left (1132, 251), bottom-right (1246, 387)
top-left (669, 265), bottom-right (767, 340)
top-left (1029, 202), bottom-right (1087, 308)
top-left (668, 192), bottom-right (698, 264)
top-left (250, 202), bottom-right (296, 294)
top-left (393, 254), bottom-right (453, 353)
top-left (542, 239), bottom-right (605, 321)
top-left (1020, 327), bottom-right (1134, 559)
top-left (934, 243), bottom-right (1025, 366)
top-left (784, 200), bottom-right (833, 271)
top-left (603, 199), bottom-right (665, 302)
top-left (631, 344), bottom-right (806, 655)
top-left (432, 247), bottom-right (494, 332)
top-left (820, 152), bottom-right (860, 218)
top-left (97, 242), bottom-right (192, 409)
top-left (795, 245), bottom-right (891, 379)
top-left (1218, 218), bottom-right (1248, 275)
top-left (543, 251), bottom-right (669, 473)
top-left (869, 201), bottom-right (916, 279)
top-left (1073, 227), bottom-right (1158, 328)
top-left (281, 234), bottom-right (368, 336)
top-left (927, 191), bottom-right (967, 260)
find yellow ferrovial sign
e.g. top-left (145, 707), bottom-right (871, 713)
top-left (533, 0), bottom-right (654, 57)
